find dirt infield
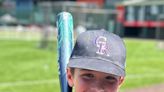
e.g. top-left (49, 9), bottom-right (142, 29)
top-left (125, 83), bottom-right (164, 92)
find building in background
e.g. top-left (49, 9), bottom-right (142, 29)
top-left (1, 0), bottom-right (163, 38)
top-left (104, 0), bottom-right (123, 9)
top-left (116, 0), bottom-right (164, 38)
top-left (0, 0), bottom-right (123, 25)
top-left (76, 0), bottom-right (104, 7)
top-left (76, 0), bottom-right (124, 9)
top-left (16, 0), bottom-right (33, 25)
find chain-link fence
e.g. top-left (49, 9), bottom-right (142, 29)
top-left (0, 1), bottom-right (120, 44)
top-left (0, 1), bottom-right (118, 31)
top-left (38, 1), bottom-right (118, 32)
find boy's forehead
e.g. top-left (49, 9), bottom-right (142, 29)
top-left (76, 68), bottom-right (120, 77)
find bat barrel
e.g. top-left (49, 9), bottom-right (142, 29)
top-left (57, 12), bottom-right (73, 92)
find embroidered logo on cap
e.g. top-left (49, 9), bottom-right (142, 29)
top-left (95, 36), bottom-right (109, 56)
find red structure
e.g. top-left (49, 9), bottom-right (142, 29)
top-left (77, 0), bottom-right (104, 7)
top-left (116, 1), bottom-right (164, 28)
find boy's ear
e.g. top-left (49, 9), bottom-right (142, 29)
top-left (119, 77), bottom-right (125, 86)
top-left (67, 68), bottom-right (74, 87)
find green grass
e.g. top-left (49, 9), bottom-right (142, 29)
top-left (0, 39), bottom-right (164, 92)
top-left (0, 40), bottom-right (60, 92)
top-left (122, 39), bottom-right (164, 90)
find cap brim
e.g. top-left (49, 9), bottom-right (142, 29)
top-left (68, 58), bottom-right (125, 77)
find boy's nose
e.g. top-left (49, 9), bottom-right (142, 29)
top-left (87, 88), bottom-right (105, 92)
top-left (87, 81), bottom-right (105, 92)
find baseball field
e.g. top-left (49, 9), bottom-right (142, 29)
top-left (0, 34), bottom-right (164, 92)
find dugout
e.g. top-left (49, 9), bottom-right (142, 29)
top-left (117, 0), bottom-right (164, 38)
top-left (156, 14), bottom-right (164, 40)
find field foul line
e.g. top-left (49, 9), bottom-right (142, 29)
top-left (0, 79), bottom-right (59, 87)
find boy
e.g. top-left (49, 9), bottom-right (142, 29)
top-left (67, 30), bottom-right (126, 92)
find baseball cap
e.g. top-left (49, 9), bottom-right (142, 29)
top-left (68, 29), bottom-right (126, 77)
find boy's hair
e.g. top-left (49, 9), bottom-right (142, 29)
top-left (70, 68), bottom-right (75, 75)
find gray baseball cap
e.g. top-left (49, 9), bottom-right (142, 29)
top-left (68, 29), bottom-right (126, 77)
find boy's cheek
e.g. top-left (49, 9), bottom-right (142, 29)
top-left (73, 75), bottom-right (89, 89)
top-left (74, 79), bottom-right (88, 92)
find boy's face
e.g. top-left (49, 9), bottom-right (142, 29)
top-left (67, 68), bottom-right (124, 92)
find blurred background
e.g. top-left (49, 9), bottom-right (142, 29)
top-left (0, 0), bottom-right (164, 92)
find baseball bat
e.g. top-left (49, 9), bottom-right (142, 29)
top-left (56, 12), bottom-right (74, 92)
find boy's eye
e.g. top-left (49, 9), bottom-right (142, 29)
top-left (81, 73), bottom-right (94, 79)
top-left (105, 76), bottom-right (117, 83)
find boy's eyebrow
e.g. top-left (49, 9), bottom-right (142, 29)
top-left (79, 69), bottom-right (119, 76)
top-left (107, 74), bottom-right (120, 79)
top-left (79, 69), bottom-right (93, 72)
top-left (79, 69), bottom-right (120, 78)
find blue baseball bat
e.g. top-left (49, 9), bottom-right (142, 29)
top-left (56, 12), bottom-right (74, 92)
